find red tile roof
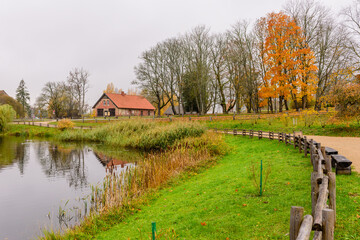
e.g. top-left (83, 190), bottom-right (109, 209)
top-left (95, 93), bottom-right (155, 110)
top-left (0, 90), bottom-right (8, 96)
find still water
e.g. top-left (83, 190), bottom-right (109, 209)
top-left (0, 137), bottom-right (140, 240)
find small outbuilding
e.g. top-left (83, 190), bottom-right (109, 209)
top-left (92, 92), bottom-right (155, 117)
top-left (164, 105), bottom-right (184, 116)
top-left (0, 90), bottom-right (8, 96)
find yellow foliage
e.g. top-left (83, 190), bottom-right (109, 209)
top-left (57, 119), bottom-right (74, 131)
top-left (301, 109), bottom-right (318, 127)
top-left (280, 113), bottom-right (290, 127)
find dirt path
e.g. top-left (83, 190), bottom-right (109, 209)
top-left (306, 135), bottom-right (360, 172)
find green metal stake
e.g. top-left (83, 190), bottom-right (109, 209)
top-left (260, 160), bottom-right (263, 196)
top-left (152, 222), bottom-right (156, 240)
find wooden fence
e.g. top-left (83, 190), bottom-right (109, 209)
top-left (15, 121), bottom-right (93, 130)
top-left (213, 128), bottom-right (336, 240)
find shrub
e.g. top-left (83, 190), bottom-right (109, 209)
top-left (57, 119), bottom-right (74, 131)
top-left (0, 104), bottom-right (16, 132)
top-left (280, 113), bottom-right (290, 127)
top-left (301, 109), bottom-right (318, 127)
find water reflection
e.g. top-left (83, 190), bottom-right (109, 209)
top-left (0, 137), bottom-right (141, 240)
top-left (0, 137), bottom-right (28, 174)
top-left (36, 142), bottom-right (88, 189)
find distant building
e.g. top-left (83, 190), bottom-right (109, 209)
top-left (0, 90), bottom-right (9, 96)
top-left (92, 92), bottom-right (155, 117)
top-left (164, 105), bottom-right (184, 116)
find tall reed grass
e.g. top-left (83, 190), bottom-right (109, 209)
top-left (57, 120), bottom-right (206, 150)
top-left (88, 132), bottom-right (226, 213)
top-left (41, 132), bottom-right (227, 239)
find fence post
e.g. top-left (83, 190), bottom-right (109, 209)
top-left (152, 222), bottom-right (156, 240)
top-left (304, 136), bottom-right (308, 157)
top-left (328, 172), bottom-right (336, 224)
top-left (289, 206), bottom-right (304, 240)
top-left (322, 209), bottom-right (335, 240)
top-left (311, 172), bottom-right (319, 216)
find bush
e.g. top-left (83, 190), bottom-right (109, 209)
top-left (301, 109), bottom-right (318, 127)
top-left (57, 119), bottom-right (74, 131)
top-left (280, 113), bottom-right (290, 127)
top-left (0, 104), bottom-right (16, 132)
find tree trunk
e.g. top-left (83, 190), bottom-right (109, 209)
top-left (284, 99), bottom-right (289, 111)
top-left (302, 95), bottom-right (307, 110)
top-left (279, 96), bottom-right (283, 112)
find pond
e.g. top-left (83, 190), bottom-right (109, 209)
top-left (0, 136), bottom-right (141, 240)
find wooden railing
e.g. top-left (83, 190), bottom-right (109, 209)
top-left (213, 128), bottom-right (336, 240)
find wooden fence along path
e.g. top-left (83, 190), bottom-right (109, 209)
top-left (15, 121), bottom-right (93, 130)
top-left (213, 128), bottom-right (341, 240)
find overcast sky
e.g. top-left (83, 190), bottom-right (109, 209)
top-left (0, 0), bottom-right (353, 106)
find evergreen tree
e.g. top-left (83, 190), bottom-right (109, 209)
top-left (16, 79), bottom-right (30, 117)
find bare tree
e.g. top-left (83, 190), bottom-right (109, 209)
top-left (133, 47), bottom-right (170, 116)
top-left (210, 33), bottom-right (234, 113)
top-left (67, 68), bottom-right (90, 116)
top-left (227, 21), bottom-right (259, 113)
top-left (342, 0), bottom-right (360, 68)
top-left (183, 25), bottom-right (213, 115)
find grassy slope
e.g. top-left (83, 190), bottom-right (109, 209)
top-left (95, 135), bottom-right (360, 239)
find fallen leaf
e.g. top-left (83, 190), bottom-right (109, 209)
top-left (242, 204), bottom-right (247, 207)
top-left (274, 208), bottom-right (278, 211)
top-left (357, 214), bottom-right (360, 219)
top-left (235, 189), bottom-right (238, 192)
top-left (201, 222), bottom-right (207, 226)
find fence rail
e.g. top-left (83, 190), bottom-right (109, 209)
top-left (213, 128), bottom-right (337, 240)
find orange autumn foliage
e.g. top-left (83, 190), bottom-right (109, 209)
top-left (257, 12), bottom-right (317, 108)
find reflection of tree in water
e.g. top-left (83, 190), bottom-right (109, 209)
top-left (35, 142), bottom-right (88, 189)
top-left (0, 137), bottom-right (28, 174)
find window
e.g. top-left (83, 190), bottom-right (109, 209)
top-left (103, 100), bottom-right (106, 106)
top-left (107, 100), bottom-right (110, 106)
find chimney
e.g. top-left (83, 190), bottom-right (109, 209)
top-left (121, 91), bottom-right (125, 96)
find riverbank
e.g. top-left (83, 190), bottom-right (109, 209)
top-left (46, 135), bottom-right (360, 239)
top-left (5, 124), bottom-right (62, 137)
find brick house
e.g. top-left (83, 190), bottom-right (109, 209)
top-left (92, 92), bottom-right (155, 117)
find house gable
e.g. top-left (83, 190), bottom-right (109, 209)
top-left (93, 92), bottom-right (155, 110)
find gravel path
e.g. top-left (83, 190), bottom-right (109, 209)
top-left (306, 135), bottom-right (360, 172)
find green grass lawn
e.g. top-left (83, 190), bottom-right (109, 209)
top-left (205, 117), bottom-right (360, 137)
top-left (85, 135), bottom-right (359, 239)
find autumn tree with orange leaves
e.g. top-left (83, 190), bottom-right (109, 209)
top-left (258, 12), bottom-right (317, 112)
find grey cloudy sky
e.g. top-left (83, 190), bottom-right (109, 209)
top-left (0, 0), bottom-right (352, 106)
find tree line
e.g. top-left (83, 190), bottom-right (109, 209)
top-left (133, 0), bottom-right (360, 116)
top-left (9, 68), bottom-right (90, 119)
top-left (35, 68), bottom-right (90, 118)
